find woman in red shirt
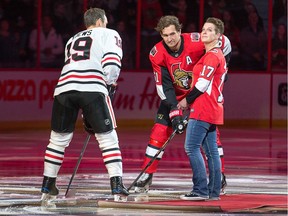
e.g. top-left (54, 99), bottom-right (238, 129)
top-left (178, 17), bottom-right (227, 201)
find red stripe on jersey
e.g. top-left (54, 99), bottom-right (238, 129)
top-left (45, 153), bottom-right (63, 161)
top-left (58, 75), bottom-right (104, 83)
top-left (103, 153), bottom-right (121, 159)
top-left (106, 96), bottom-right (117, 128)
top-left (101, 57), bottom-right (121, 64)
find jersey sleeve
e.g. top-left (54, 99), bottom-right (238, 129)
top-left (149, 46), bottom-right (165, 100)
top-left (102, 30), bottom-right (123, 85)
top-left (161, 67), bottom-right (178, 108)
top-left (149, 47), bottom-right (178, 108)
top-left (220, 35), bottom-right (232, 66)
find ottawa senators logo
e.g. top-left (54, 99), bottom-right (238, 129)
top-left (171, 63), bottom-right (193, 90)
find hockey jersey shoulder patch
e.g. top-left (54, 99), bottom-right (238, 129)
top-left (190, 32), bottom-right (200, 42)
top-left (150, 46), bottom-right (158, 57)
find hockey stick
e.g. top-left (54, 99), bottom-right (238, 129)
top-left (127, 118), bottom-right (188, 191)
top-left (65, 134), bottom-right (91, 197)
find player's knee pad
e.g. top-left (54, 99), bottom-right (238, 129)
top-left (95, 129), bottom-right (119, 150)
top-left (49, 130), bottom-right (73, 148)
top-left (95, 130), bottom-right (122, 168)
top-left (145, 123), bottom-right (173, 160)
top-left (44, 131), bottom-right (73, 177)
top-left (150, 123), bottom-right (173, 145)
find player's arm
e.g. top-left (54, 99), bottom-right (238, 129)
top-left (102, 30), bottom-right (123, 85)
top-left (161, 67), bottom-right (178, 109)
top-left (151, 56), bottom-right (185, 133)
top-left (161, 66), bottom-right (187, 134)
top-left (153, 65), bottom-right (178, 108)
top-left (220, 35), bottom-right (231, 82)
top-left (220, 35), bottom-right (232, 65)
top-left (150, 49), bottom-right (178, 108)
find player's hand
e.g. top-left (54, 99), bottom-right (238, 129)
top-left (107, 84), bottom-right (117, 101)
top-left (177, 98), bottom-right (188, 110)
top-left (169, 109), bottom-right (186, 134)
top-left (81, 114), bottom-right (95, 135)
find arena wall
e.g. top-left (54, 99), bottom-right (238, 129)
top-left (0, 71), bottom-right (286, 131)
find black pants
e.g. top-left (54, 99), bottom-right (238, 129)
top-left (51, 91), bottom-right (114, 133)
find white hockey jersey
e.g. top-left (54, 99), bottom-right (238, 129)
top-left (54, 27), bottom-right (122, 96)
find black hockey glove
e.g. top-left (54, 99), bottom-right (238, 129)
top-left (169, 108), bottom-right (186, 134)
top-left (107, 84), bottom-right (117, 101)
top-left (81, 114), bottom-right (95, 135)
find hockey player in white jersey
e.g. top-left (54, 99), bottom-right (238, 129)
top-left (40, 8), bottom-right (129, 203)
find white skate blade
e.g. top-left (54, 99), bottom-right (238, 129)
top-left (134, 194), bottom-right (149, 202)
top-left (41, 193), bottom-right (57, 209)
top-left (114, 194), bottom-right (128, 202)
top-left (41, 193), bottom-right (57, 201)
top-left (134, 186), bottom-right (149, 193)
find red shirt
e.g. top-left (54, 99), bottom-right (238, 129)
top-left (189, 48), bottom-right (227, 125)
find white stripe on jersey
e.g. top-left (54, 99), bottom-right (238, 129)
top-left (196, 77), bottom-right (211, 93)
top-left (156, 84), bottom-right (166, 101)
top-left (102, 52), bottom-right (121, 68)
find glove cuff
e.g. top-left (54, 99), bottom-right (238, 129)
top-left (169, 109), bottom-right (183, 120)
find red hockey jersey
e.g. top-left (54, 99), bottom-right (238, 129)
top-left (149, 33), bottom-right (230, 108)
top-left (150, 33), bottom-right (204, 104)
top-left (190, 48), bottom-right (227, 125)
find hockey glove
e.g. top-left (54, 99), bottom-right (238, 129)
top-left (81, 114), bottom-right (95, 135)
top-left (169, 109), bottom-right (186, 134)
top-left (107, 84), bottom-right (117, 101)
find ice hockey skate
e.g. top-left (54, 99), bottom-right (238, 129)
top-left (134, 173), bottom-right (153, 193)
top-left (40, 176), bottom-right (59, 208)
top-left (221, 173), bottom-right (227, 195)
top-left (110, 176), bottom-right (129, 202)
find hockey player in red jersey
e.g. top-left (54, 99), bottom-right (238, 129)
top-left (134, 15), bottom-right (231, 194)
top-left (40, 8), bottom-right (129, 204)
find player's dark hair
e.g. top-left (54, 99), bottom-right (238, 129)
top-left (155, 15), bottom-right (182, 33)
top-left (205, 17), bottom-right (224, 35)
top-left (84, 8), bottom-right (105, 28)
